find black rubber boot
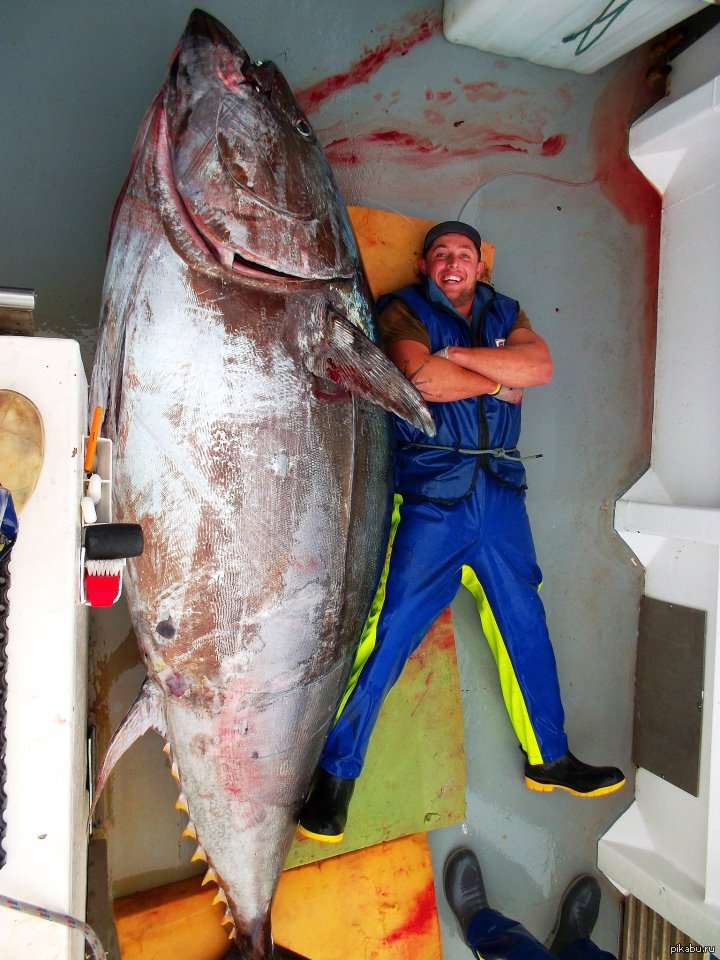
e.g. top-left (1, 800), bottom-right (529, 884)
top-left (297, 768), bottom-right (355, 843)
top-left (443, 848), bottom-right (489, 943)
top-left (525, 751), bottom-right (625, 797)
top-left (546, 875), bottom-right (601, 956)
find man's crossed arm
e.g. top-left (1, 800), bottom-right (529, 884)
top-left (386, 327), bottom-right (552, 404)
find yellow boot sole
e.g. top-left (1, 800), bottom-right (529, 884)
top-left (296, 824), bottom-right (344, 843)
top-left (525, 776), bottom-right (626, 798)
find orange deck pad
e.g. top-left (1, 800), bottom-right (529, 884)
top-left (114, 832), bottom-right (441, 960)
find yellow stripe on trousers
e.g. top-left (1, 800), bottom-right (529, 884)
top-left (460, 566), bottom-right (543, 765)
top-left (333, 493), bottom-right (404, 723)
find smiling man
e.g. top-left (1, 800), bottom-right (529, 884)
top-left (298, 221), bottom-right (625, 843)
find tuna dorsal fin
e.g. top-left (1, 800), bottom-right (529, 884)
top-left (309, 309), bottom-right (436, 437)
top-left (91, 678), bottom-right (167, 821)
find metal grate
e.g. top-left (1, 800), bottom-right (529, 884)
top-left (633, 597), bottom-right (705, 797)
top-left (621, 896), bottom-right (715, 960)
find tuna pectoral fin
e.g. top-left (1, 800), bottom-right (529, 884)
top-left (310, 310), bottom-right (436, 437)
top-left (90, 678), bottom-right (167, 820)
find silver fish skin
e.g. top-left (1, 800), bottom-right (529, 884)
top-left (90, 9), bottom-right (433, 960)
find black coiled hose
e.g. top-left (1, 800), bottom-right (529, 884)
top-left (0, 545), bottom-right (11, 869)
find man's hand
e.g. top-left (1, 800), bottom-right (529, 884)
top-left (440, 327), bottom-right (552, 387)
top-left (388, 339), bottom-right (501, 402)
top-left (496, 385), bottom-right (524, 405)
top-left (433, 349), bottom-right (521, 403)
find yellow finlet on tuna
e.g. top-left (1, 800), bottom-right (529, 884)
top-left (212, 888), bottom-right (227, 906)
top-left (202, 867), bottom-right (218, 887)
top-left (191, 845), bottom-right (207, 862)
top-left (175, 793), bottom-right (188, 813)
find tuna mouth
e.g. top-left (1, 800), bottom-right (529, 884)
top-left (228, 248), bottom-right (313, 282)
top-left (200, 240), bottom-right (328, 282)
top-left (179, 191), bottom-right (317, 281)
top-left (212, 233), bottom-right (351, 283)
top-left (183, 190), bottom-right (322, 283)
top-left (181, 188), bottom-right (329, 283)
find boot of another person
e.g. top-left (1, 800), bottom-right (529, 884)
top-left (297, 768), bottom-right (355, 843)
top-left (525, 751), bottom-right (625, 797)
top-left (443, 848), bottom-right (489, 944)
top-left (546, 875), bottom-right (601, 956)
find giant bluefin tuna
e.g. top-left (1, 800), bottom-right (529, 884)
top-left (89, 8), bottom-right (434, 960)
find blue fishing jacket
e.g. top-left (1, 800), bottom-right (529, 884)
top-left (378, 280), bottom-right (526, 502)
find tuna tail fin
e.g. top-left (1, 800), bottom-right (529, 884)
top-left (220, 941), bottom-right (311, 960)
top-left (219, 914), bottom-right (312, 960)
top-left (309, 309), bottom-right (436, 437)
top-left (273, 945), bottom-right (313, 959)
top-left (90, 678), bottom-right (167, 822)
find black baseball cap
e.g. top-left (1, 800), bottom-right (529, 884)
top-left (422, 221), bottom-right (482, 257)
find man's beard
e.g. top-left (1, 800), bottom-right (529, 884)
top-left (446, 287), bottom-right (473, 314)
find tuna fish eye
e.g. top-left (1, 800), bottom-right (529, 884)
top-left (295, 118), bottom-right (313, 140)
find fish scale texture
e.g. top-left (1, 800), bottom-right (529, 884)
top-left (89, 10), bottom-right (432, 959)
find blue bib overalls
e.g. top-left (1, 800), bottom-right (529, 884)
top-left (318, 281), bottom-right (569, 779)
top-left (466, 908), bottom-right (615, 960)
